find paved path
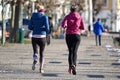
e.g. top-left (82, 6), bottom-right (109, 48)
top-left (0, 33), bottom-right (120, 80)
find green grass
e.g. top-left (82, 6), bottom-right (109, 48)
top-left (0, 42), bottom-right (14, 47)
top-left (24, 38), bottom-right (31, 44)
top-left (0, 38), bottom-right (31, 46)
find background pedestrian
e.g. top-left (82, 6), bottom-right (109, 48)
top-left (46, 16), bottom-right (53, 45)
top-left (93, 18), bottom-right (106, 46)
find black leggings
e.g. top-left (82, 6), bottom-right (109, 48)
top-left (66, 34), bottom-right (80, 67)
top-left (32, 37), bottom-right (46, 63)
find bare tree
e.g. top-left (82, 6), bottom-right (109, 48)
top-left (5, 0), bottom-right (25, 43)
top-left (92, 0), bottom-right (103, 22)
top-left (9, 0), bottom-right (16, 43)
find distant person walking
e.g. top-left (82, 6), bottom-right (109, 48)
top-left (93, 18), bottom-right (106, 46)
top-left (61, 4), bottom-right (85, 75)
top-left (28, 5), bottom-right (49, 73)
top-left (46, 16), bottom-right (53, 45)
top-left (88, 25), bottom-right (91, 34)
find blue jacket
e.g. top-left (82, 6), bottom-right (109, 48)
top-left (28, 12), bottom-right (49, 35)
top-left (93, 21), bottom-right (105, 35)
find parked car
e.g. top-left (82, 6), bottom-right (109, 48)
top-left (22, 18), bottom-right (31, 38)
top-left (0, 21), bottom-right (10, 39)
top-left (0, 18), bottom-right (31, 39)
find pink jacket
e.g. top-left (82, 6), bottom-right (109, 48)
top-left (62, 12), bottom-right (85, 35)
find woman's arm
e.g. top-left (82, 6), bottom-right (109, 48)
top-left (61, 16), bottom-right (68, 29)
top-left (80, 17), bottom-right (85, 30)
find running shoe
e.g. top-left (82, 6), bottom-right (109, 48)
top-left (68, 68), bottom-right (72, 74)
top-left (71, 65), bottom-right (76, 75)
top-left (32, 61), bottom-right (37, 70)
top-left (39, 69), bottom-right (44, 73)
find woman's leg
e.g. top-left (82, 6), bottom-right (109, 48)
top-left (66, 35), bottom-right (73, 68)
top-left (66, 34), bottom-right (74, 74)
top-left (73, 35), bottom-right (80, 66)
top-left (32, 38), bottom-right (38, 70)
top-left (37, 38), bottom-right (46, 72)
top-left (68, 34), bottom-right (80, 75)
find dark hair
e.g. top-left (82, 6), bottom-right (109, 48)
top-left (70, 5), bottom-right (77, 12)
top-left (97, 18), bottom-right (100, 21)
top-left (48, 16), bottom-right (52, 20)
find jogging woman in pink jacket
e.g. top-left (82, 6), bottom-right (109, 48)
top-left (62, 5), bottom-right (85, 75)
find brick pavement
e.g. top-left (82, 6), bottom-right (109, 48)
top-left (0, 33), bottom-right (120, 80)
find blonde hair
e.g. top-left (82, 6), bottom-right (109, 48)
top-left (36, 4), bottom-right (44, 11)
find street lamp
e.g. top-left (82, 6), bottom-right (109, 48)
top-left (30, 0), bottom-right (36, 12)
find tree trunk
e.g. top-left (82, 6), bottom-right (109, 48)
top-left (9, 0), bottom-right (23, 43)
top-left (9, 1), bottom-right (16, 43)
top-left (14, 1), bottom-right (21, 43)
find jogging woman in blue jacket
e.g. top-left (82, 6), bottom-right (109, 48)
top-left (28, 5), bottom-right (49, 73)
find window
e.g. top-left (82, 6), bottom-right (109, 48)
top-left (96, 0), bottom-right (108, 8)
top-left (101, 0), bottom-right (108, 8)
top-left (117, 0), bottom-right (120, 9)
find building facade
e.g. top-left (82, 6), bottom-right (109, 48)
top-left (95, 0), bottom-right (120, 32)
